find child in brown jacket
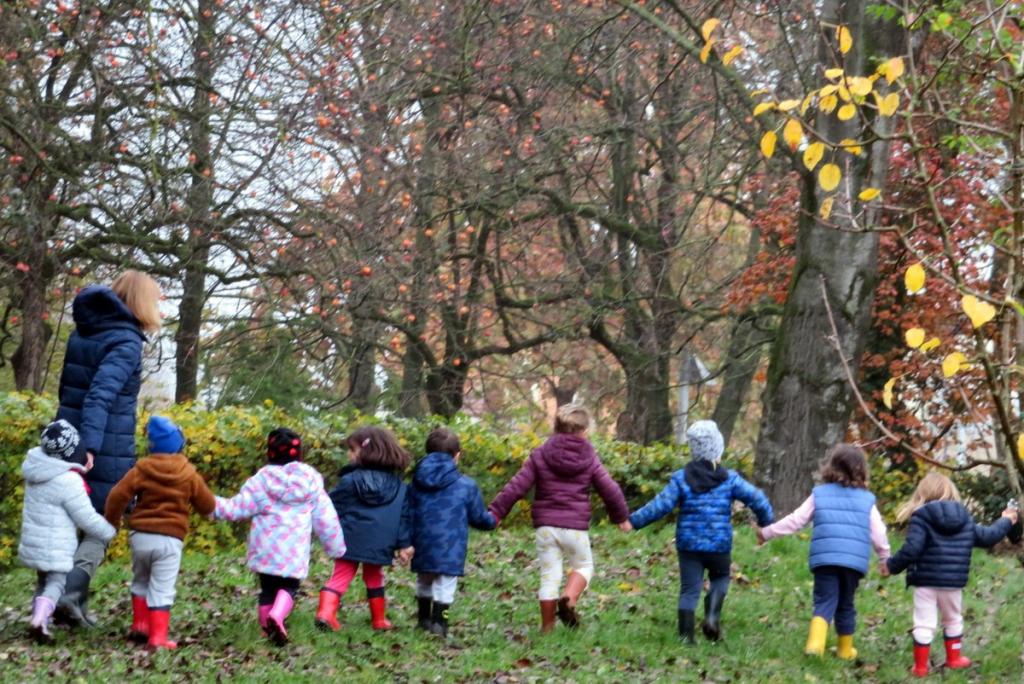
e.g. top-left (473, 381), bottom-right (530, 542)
top-left (105, 415), bottom-right (215, 650)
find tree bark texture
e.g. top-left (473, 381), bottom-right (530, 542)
top-left (754, 0), bottom-right (904, 512)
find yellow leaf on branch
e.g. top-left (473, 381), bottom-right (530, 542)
top-left (760, 131), bottom-right (777, 159)
top-left (879, 56), bottom-right (904, 84)
top-left (858, 187), bottom-right (880, 201)
top-left (878, 92), bottom-right (900, 116)
top-left (819, 163), bottom-right (841, 191)
top-left (882, 377), bottom-right (896, 409)
top-left (904, 263), bottom-right (925, 293)
top-left (1017, 434), bottom-right (1024, 458)
top-left (837, 25), bottom-right (853, 54)
top-left (819, 196), bottom-right (834, 220)
top-left (848, 76), bottom-right (873, 97)
top-left (820, 94), bottom-right (838, 113)
top-left (700, 39), bottom-right (715, 64)
top-left (839, 138), bottom-right (862, 155)
top-left (905, 328), bottom-right (926, 349)
top-left (701, 18), bottom-right (720, 42)
top-left (803, 142), bottom-right (825, 171)
top-left (778, 99), bottom-right (801, 112)
top-left (920, 337), bottom-right (941, 352)
top-left (722, 45), bottom-right (743, 65)
top-left (838, 103), bottom-right (857, 121)
top-left (783, 118), bottom-right (803, 149)
top-left (942, 352), bottom-right (968, 378)
top-left (753, 102), bottom-right (776, 116)
top-left (824, 67), bottom-right (844, 79)
top-left (961, 295), bottom-right (996, 327)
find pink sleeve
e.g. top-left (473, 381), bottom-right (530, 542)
top-left (761, 495), bottom-right (815, 540)
top-left (870, 505), bottom-right (890, 560)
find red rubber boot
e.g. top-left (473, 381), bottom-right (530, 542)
top-left (943, 634), bottom-right (972, 670)
top-left (911, 641), bottom-right (930, 677)
top-left (129, 595), bottom-right (150, 643)
top-left (315, 590), bottom-right (341, 632)
top-left (146, 609), bottom-right (177, 651)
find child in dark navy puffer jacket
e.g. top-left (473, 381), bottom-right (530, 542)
top-left (627, 420), bottom-right (773, 644)
top-left (315, 426), bottom-right (413, 632)
top-left (408, 428), bottom-right (497, 637)
top-left (758, 444), bottom-right (890, 661)
top-left (886, 472), bottom-right (1017, 677)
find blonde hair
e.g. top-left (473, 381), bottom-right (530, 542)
top-left (111, 270), bottom-right (162, 333)
top-left (554, 403), bottom-right (590, 435)
top-left (896, 471), bottom-right (961, 522)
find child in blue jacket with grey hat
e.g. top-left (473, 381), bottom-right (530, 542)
top-left (625, 420), bottom-right (773, 644)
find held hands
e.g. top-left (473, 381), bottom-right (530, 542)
top-left (618, 520), bottom-right (633, 532)
top-left (396, 546), bottom-right (415, 566)
top-left (878, 561), bottom-right (891, 578)
top-left (755, 527), bottom-right (766, 546)
top-left (1001, 507), bottom-right (1020, 524)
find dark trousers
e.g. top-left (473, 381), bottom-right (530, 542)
top-left (677, 551), bottom-right (731, 611)
top-left (258, 574), bottom-right (300, 606)
top-left (812, 565), bottom-right (863, 635)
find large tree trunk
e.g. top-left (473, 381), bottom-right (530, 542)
top-left (754, 1), bottom-right (904, 512)
top-left (617, 351), bottom-right (673, 443)
top-left (347, 320), bottom-right (380, 412)
top-left (712, 311), bottom-right (774, 447)
top-left (11, 228), bottom-right (50, 391)
top-left (425, 362), bottom-right (469, 418)
top-left (174, 0), bottom-right (215, 403)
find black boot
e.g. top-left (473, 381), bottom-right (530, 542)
top-left (701, 589), bottom-right (725, 641)
top-left (417, 597), bottom-right (433, 631)
top-left (428, 601), bottom-right (450, 638)
top-left (54, 568), bottom-right (96, 628)
top-left (678, 609), bottom-right (696, 644)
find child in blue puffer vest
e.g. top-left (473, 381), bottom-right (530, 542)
top-left (625, 420), bottom-right (773, 644)
top-left (757, 443), bottom-right (891, 661)
top-left (408, 427), bottom-right (497, 637)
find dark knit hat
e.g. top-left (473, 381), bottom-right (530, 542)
top-left (40, 419), bottom-right (88, 465)
top-left (147, 415), bottom-right (185, 454)
top-left (268, 427), bottom-right (302, 465)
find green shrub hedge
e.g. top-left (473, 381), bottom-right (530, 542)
top-left (4, 392), bottom-right (1009, 571)
top-left (0, 392), bottom-right (703, 569)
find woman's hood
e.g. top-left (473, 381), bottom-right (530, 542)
top-left (73, 285), bottom-right (145, 338)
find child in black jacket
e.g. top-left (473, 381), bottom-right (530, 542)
top-left (886, 472), bottom-right (1018, 677)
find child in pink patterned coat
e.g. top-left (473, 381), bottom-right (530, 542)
top-left (214, 428), bottom-right (345, 645)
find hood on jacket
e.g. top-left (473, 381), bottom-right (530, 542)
top-left (73, 285), bottom-right (146, 339)
top-left (22, 447), bottom-right (84, 484)
top-left (916, 500), bottom-right (971, 535)
top-left (536, 433), bottom-right (596, 477)
top-left (134, 454), bottom-right (197, 486)
top-left (413, 452), bottom-right (461, 491)
top-left (684, 459), bottom-right (729, 494)
top-left (260, 461), bottom-right (322, 505)
top-left (340, 464), bottom-right (402, 506)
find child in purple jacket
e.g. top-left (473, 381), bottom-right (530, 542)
top-left (489, 404), bottom-right (630, 632)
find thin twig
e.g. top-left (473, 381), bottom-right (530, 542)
top-left (818, 275), bottom-right (1003, 472)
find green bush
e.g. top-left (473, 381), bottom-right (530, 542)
top-left (0, 393), bottom-right (721, 569)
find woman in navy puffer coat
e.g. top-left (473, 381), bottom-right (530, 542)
top-left (54, 271), bottom-right (161, 627)
top-left (886, 472), bottom-right (1016, 676)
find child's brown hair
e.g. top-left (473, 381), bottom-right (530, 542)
top-left (819, 443), bottom-right (869, 489)
top-left (896, 471), bottom-right (961, 522)
top-left (346, 426), bottom-right (410, 472)
top-left (425, 427), bottom-right (460, 456)
top-left (554, 403), bottom-right (590, 435)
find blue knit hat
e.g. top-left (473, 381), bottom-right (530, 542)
top-left (147, 415), bottom-right (185, 454)
top-left (687, 420), bottom-right (724, 463)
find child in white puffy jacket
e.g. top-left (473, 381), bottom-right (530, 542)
top-left (19, 420), bottom-right (116, 643)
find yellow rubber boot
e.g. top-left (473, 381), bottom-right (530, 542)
top-left (805, 616), bottom-right (828, 656)
top-left (836, 634), bottom-right (858, 660)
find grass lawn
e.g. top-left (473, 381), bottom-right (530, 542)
top-left (0, 525), bottom-right (1020, 683)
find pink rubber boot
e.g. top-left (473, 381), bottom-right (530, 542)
top-left (266, 590), bottom-right (294, 646)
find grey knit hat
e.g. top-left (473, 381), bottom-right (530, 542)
top-left (40, 419), bottom-right (88, 465)
top-left (687, 420), bottom-right (724, 463)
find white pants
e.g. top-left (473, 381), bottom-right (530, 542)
top-left (912, 586), bottom-right (964, 644)
top-left (416, 573), bottom-right (459, 604)
top-left (130, 532), bottom-right (183, 609)
top-left (535, 526), bottom-right (594, 601)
